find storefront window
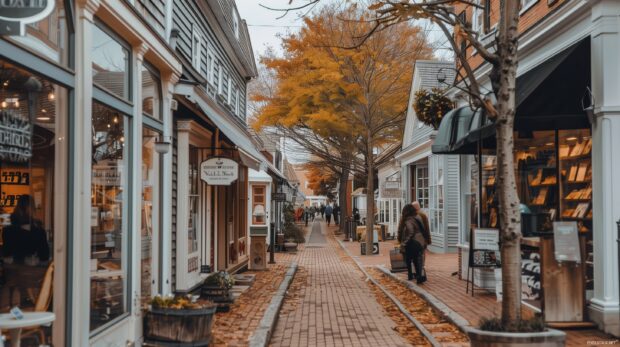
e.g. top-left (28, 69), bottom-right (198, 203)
top-left (0, 61), bottom-right (67, 345)
top-left (416, 166), bottom-right (429, 208)
top-left (188, 146), bottom-right (199, 254)
top-left (252, 185), bottom-right (266, 225)
top-left (141, 128), bottom-right (160, 303)
top-left (142, 64), bottom-right (162, 120)
top-left (90, 102), bottom-right (128, 331)
top-left (6, 1), bottom-right (70, 68)
top-left (429, 156), bottom-right (444, 234)
top-left (92, 23), bottom-right (131, 100)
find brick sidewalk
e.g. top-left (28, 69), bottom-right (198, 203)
top-left (341, 236), bottom-right (617, 346)
top-left (269, 220), bottom-right (410, 347)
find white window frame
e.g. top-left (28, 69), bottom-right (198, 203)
top-left (227, 79), bottom-right (233, 104)
top-left (235, 88), bottom-right (240, 115)
top-left (415, 165), bottom-right (429, 209)
top-left (191, 27), bottom-right (202, 72)
top-left (520, 0), bottom-right (538, 15)
top-left (429, 156), bottom-right (444, 235)
top-left (207, 49), bottom-right (215, 85)
top-left (218, 67), bottom-right (225, 95)
top-left (472, 0), bottom-right (484, 35)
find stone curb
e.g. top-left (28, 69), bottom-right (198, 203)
top-left (248, 261), bottom-right (298, 347)
top-left (335, 238), bottom-right (442, 347)
top-left (375, 265), bottom-right (471, 332)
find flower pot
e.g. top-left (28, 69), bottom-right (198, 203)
top-left (466, 327), bottom-right (566, 347)
top-left (144, 306), bottom-right (216, 345)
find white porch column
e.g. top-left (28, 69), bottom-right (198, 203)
top-left (71, 0), bottom-right (100, 346)
top-left (590, 0), bottom-right (620, 336)
top-left (160, 74), bottom-right (178, 295)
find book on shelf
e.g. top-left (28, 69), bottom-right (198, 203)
top-left (530, 169), bottom-right (543, 186)
top-left (567, 165), bottom-right (578, 182)
top-left (570, 141), bottom-right (585, 157)
top-left (541, 175), bottom-right (556, 185)
top-left (549, 208), bottom-right (557, 221)
top-left (533, 187), bottom-right (548, 205)
top-left (576, 163), bottom-right (588, 182)
top-left (559, 145), bottom-right (570, 159)
top-left (582, 139), bottom-right (592, 155)
top-left (572, 203), bottom-right (590, 218)
top-left (562, 208), bottom-right (575, 217)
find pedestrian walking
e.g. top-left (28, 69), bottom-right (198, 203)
top-left (304, 206), bottom-right (309, 227)
top-left (333, 203), bottom-right (340, 225)
top-left (353, 207), bottom-right (361, 225)
top-left (320, 204), bottom-right (325, 218)
top-left (309, 206), bottom-right (316, 221)
top-left (397, 204), bottom-right (428, 283)
top-left (325, 204), bottom-right (333, 226)
top-left (412, 201), bottom-right (431, 282)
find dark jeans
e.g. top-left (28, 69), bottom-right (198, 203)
top-left (404, 241), bottom-right (424, 281)
top-left (326, 214), bottom-right (332, 225)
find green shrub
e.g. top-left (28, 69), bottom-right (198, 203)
top-left (479, 316), bottom-right (545, 333)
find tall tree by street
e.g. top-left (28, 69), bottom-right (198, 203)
top-left (252, 4), bottom-right (434, 249)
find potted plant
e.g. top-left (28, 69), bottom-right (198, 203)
top-left (144, 294), bottom-right (216, 346)
top-left (201, 271), bottom-right (235, 311)
top-left (412, 87), bottom-right (453, 130)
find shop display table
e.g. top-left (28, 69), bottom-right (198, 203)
top-left (0, 312), bottom-right (55, 347)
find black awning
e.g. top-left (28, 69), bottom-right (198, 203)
top-left (431, 38), bottom-right (590, 155)
top-left (431, 106), bottom-right (481, 154)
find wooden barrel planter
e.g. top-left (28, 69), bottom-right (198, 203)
top-left (202, 286), bottom-right (233, 312)
top-left (144, 306), bottom-right (216, 346)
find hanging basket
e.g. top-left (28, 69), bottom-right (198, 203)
top-left (413, 88), bottom-right (453, 130)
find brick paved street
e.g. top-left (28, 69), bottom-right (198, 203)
top-left (342, 237), bottom-right (618, 347)
top-left (270, 219), bottom-right (410, 347)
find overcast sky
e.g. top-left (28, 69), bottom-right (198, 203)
top-left (237, 0), bottom-right (340, 58)
top-left (237, 1), bottom-right (452, 61)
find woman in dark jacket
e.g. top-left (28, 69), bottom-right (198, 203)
top-left (2, 195), bottom-right (49, 263)
top-left (397, 204), bottom-right (427, 283)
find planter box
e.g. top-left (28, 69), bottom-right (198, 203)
top-left (144, 306), bottom-right (216, 346)
top-left (466, 327), bottom-right (566, 347)
top-left (201, 286), bottom-right (233, 303)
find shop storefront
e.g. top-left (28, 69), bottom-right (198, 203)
top-left (434, 37), bottom-right (612, 326)
top-left (2, 0), bottom-right (181, 345)
top-left (172, 83), bottom-right (263, 293)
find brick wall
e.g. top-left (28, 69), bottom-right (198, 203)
top-left (455, 0), bottom-right (569, 71)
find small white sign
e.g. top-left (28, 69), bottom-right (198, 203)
top-left (200, 157), bottom-right (239, 185)
top-left (553, 221), bottom-right (580, 263)
top-left (10, 306), bottom-right (23, 320)
top-left (473, 228), bottom-right (500, 251)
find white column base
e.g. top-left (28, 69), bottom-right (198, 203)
top-left (588, 299), bottom-right (620, 337)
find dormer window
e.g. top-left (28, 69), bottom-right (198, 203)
top-left (232, 8), bottom-right (239, 40)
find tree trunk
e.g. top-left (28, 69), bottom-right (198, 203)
top-left (495, 0), bottom-right (522, 327)
top-left (366, 133), bottom-right (375, 254)
top-left (339, 166), bottom-right (350, 234)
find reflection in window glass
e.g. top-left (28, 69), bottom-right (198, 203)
top-left (188, 147), bottom-right (199, 253)
top-left (8, 1), bottom-right (69, 67)
top-left (142, 64), bottom-right (161, 120)
top-left (141, 128), bottom-right (160, 303)
top-left (90, 102), bottom-right (127, 331)
top-left (0, 61), bottom-right (67, 345)
top-left (92, 24), bottom-right (130, 100)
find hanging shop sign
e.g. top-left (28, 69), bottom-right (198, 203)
top-left (200, 157), bottom-right (238, 185)
top-left (0, 110), bottom-right (32, 163)
top-left (272, 192), bottom-right (287, 202)
top-left (0, 0), bottom-right (56, 35)
top-left (553, 221), bottom-right (581, 263)
top-left (470, 228), bottom-right (501, 267)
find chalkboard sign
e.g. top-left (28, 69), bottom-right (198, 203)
top-left (470, 228), bottom-right (501, 267)
top-left (553, 221), bottom-right (580, 263)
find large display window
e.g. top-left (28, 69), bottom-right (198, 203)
top-left (90, 102), bottom-right (129, 331)
top-left (141, 127), bottom-right (160, 303)
top-left (0, 61), bottom-right (67, 345)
